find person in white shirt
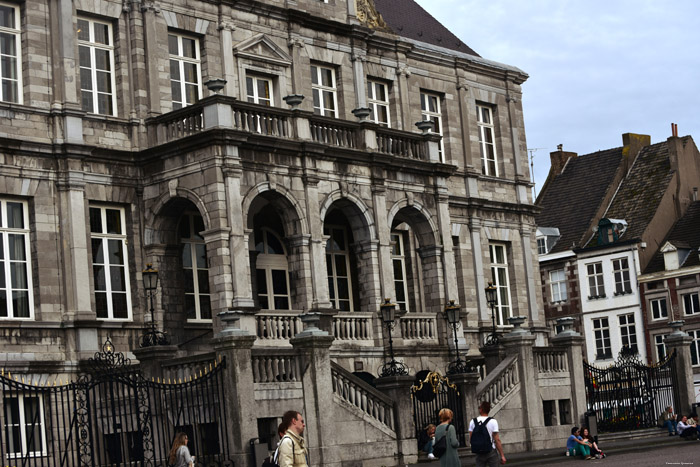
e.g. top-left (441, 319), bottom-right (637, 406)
top-left (468, 401), bottom-right (506, 466)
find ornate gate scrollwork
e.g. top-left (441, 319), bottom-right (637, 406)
top-left (411, 370), bottom-right (466, 446)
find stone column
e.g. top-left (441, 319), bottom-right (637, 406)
top-left (288, 37), bottom-right (307, 97)
top-left (435, 188), bottom-right (458, 302)
top-left (218, 20), bottom-right (237, 97)
top-left (551, 318), bottom-right (587, 426)
top-left (449, 372), bottom-right (480, 438)
top-left (371, 180), bottom-right (395, 302)
top-left (351, 53), bottom-right (367, 109)
top-left (455, 80), bottom-right (473, 169)
top-left (141, 2), bottom-right (163, 116)
top-left (519, 227), bottom-right (541, 326)
top-left (202, 227), bottom-right (234, 334)
top-left (501, 319), bottom-right (540, 451)
top-left (665, 321), bottom-right (696, 415)
top-left (212, 314), bottom-right (257, 467)
top-left (304, 172), bottom-right (332, 309)
top-left (394, 56), bottom-right (411, 131)
top-left (290, 321), bottom-right (335, 467)
top-left (374, 375), bottom-right (418, 465)
top-left (52, 0), bottom-right (83, 144)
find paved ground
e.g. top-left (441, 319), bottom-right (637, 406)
top-left (523, 442), bottom-right (698, 466)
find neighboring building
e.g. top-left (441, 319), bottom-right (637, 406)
top-left (0, 0), bottom-right (550, 463)
top-left (536, 132), bottom-right (700, 364)
top-left (639, 201), bottom-right (700, 400)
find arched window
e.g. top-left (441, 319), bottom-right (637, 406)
top-left (255, 228), bottom-right (290, 310)
top-left (179, 213), bottom-right (211, 321)
top-left (325, 225), bottom-right (353, 311)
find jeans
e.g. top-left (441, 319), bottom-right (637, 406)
top-left (569, 444), bottom-right (590, 458)
top-left (475, 450), bottom-right (499, 467)
top-left (664, 420), bottom-right (678, 434)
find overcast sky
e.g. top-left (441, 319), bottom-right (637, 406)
top-left (414, 0), bottom-right (700, 198)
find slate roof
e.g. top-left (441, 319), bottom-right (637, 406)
top-left (589, 139), bottom-right (678, 247)
top-left (535, 148), bottom-right (624, 254)
top-left (374, 0), bottom-right (480, 56)
top-left (645, 201), bottom-right (700, 274)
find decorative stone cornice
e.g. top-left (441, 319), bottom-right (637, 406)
top-left (218, 20), bottom-right (235, 32)
top-left (506, 94), bottom-right (519, 104)
top-left (397, 64), bottom-right (411, 77)
top-left (288, 37), bottom-right (306, 49)
top-left (140, 1), bottom-right (160, 13)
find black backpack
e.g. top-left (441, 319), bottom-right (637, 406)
top-left (470, 417), bottom-right (493, 454)
top-left (262, 436), bottom-right (294, 467)
top-left (432, 426), bottom-right (449, 458)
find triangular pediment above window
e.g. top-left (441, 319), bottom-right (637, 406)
top-left (234, 34), bottom-right (292, 66)
top-left (660, 241), bottom-right (677, 254)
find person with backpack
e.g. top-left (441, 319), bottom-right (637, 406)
top-left (433, 408), bottom-right (460, 466)
top-left (278, 410), bottom-right (309, 467)
top-left (468, 401), bottom-right (506, 466)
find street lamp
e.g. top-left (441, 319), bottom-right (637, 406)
top-left (444, 300), bottom-right (470, 374)
top-left (378, 298), bottom-right (408, 377)
top-left (140, 263), bottom-right (170, 347)
top-left (484, 282), bottom-right (499, 346)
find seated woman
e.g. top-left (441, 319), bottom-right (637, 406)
top-left (677, 415), bottom-right (698, 440)
top-left (581, 427), bottom-right (605, 459)
top-left (567, 426), bottom-right (592, 459)
top-left (418, 424), bottom-right (437, 459)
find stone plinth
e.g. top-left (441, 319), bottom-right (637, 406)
top-left (374, 374), bottom-right (418, 465)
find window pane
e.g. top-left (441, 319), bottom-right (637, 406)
top-left (266, 232), bottom-right (284, 255)
top-left (12, 290), bottom-right (28, 318)
top-left (256, 269), bottom-right (267, 295)
top-left (10, 262), bottom-right (26, 289)
top-left (93, 23), bottom-right (110, 45)
top-left (183, 62), bottom-right (197, 83)
top-left (312, 89), bottom-right (321, 113)
top-left (112, 293), bottom-right (128, 318)
top-left (109, 266), bottom-right (125, 291)
top-left (1, 78), bottom-right (17, 103)
top-left (77, 19), bottom-right (90, 41)
top-left (334, 255), bottom-right (347, 276)
top-left (0, 291), bottom-right (6, 316)
top-left (96, 71), bottom-right (111, 93)
top-left (311, 66), bottom-right (319, 85)
top-left (94, 49), bottom-right (110, 72)
top-left (271, 269), bottom-right (287, 295)
top-left (7, 202), bottom-right (23, 228)
top-left (195, 244), bottom-right (207, 268)
top-left (168, 35), bottom-right (179, 55)
top-left (321, 68), bottom-right (333, 87)
top-left (182, 244), bottom-right (192, 268)
top-left (95, 292), bottom-right (108, 318)
top-left (184, 269), bottom-right (194, 293)
top-left (200, 295), bottom-right (211, 319)
top-left (257, 80), bottom-right (270, 100)
top-left (8, 234), bottom-right (25, 260)
top-left (336, 278), bottom-right (349, 300)
top-left (193, 215), bottom-right (204, 239)
top-left (246, 77), bottom-right (254, 100)
top-left (393, 259), bottom-right (404, 280)
top-left (274, 297), bottom-right (289, 310)
top-left (197, 270), bottom-right (209, 293)
top-left (81, 90), bottom-right (94, 113)
top-left (182, 38), bottom-right (196, 58)
top-left (185, 295), bottom-right (196, 320)
top-left (107, 240), bottom-right (124, 265)
top-left (93, 265), bottom-right (106, 291)
top-left (80, 68), bottom-right (93, 91)
top-left (92, 238), bottom-right (104, 264)
top-left (170, 60), bottom-right (181, 80)
top-left (0, 6), bottom-right (14, 29)
top-left (97, 93), bottom-right (113, 116)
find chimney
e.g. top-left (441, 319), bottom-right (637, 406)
top-left (621, 133), bottom-right (651, 172)
top-left (549, 145), bottom-right (577, 176)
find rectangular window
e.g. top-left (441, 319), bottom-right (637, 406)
top-left (477, 105), bottom-right (497, 176)
top-left (311, 65), bottom-right (337, 117)
top-left (78, 17), bottom-right (116, 115)
top-left (4, 394), bottom-right (46, 457)
top-left (683, 292), bottom-right (700, 315)
top-left (612, 258), bottom-right (631, 295)
top-left (180, 213), bottom-right (211, 321)
top-left (587, 262), bottom-right (605, 298)
top-left (691, 330), bottom-right (700, 367)
top-left (593, 317), bottom-right (611, 359)
top-left (549, 269), bottom-right (567, 303)
top-left (655, 334), bottom-right (668, 362)
top-left (0, 199), bottom-right (32, 319)
top-left (536, 237), bottom-right (547, 255)
top-left (391, 232), bottom-right (408, 311)
top-left (246, 75), bottom-right (273, 106)
top-left (0, 3), bottom-right (21, 103)
top-left (169, 33), bottom-right (201, 110)
top-left (650, 297), bottom-right (668, 320)
top-left (618, 313), bottom-right (637, 353)
top-left (367, 80), bottom-right (390, 126)
top-left (420, 91), bottom-right (444, 160)
top-left (90, 206), bottom-right (131, 320)
top-left (325, 225), bottom-right (353, 311)
top-left (489, 243), bottom-right (512, 325)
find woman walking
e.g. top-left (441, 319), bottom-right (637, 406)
top-left (169, 432), bottom-right (195, 467)
top-left (434, 408), bottom-right (460, 467)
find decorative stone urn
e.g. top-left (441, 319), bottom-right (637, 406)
top-left (507, 316), bottom-right (528, 335)
top-left (204, 78), bottom-right (227, 94)
top-left (415, 120), bottom-right (434, 134)
top-left (351, 107), bottom-right (371, 121)
top-left (283, 94), bottom-right (304, 109)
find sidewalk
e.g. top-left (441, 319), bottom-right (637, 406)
top-left (417, 428), bottom-right (690, 466)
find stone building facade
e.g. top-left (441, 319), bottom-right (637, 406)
top-left (0, 0), bottom-right (550, 463)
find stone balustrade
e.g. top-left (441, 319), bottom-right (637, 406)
top-left (399, 313), bottom-right (437, 340)
top-left (255, 310), bottom-right (303, 342)
top-left (476, 354), bottom-right (519, 408)
top-left (330, 362), bottom-right (395, 430)
top-left (251, 349), bottom-right (301, 383)
top-left (332, 312), bottom-right (373, 341)
top-left (161, 352), bottom-right (217, 382)
top-left (534, 348), bottom-right (569, 374)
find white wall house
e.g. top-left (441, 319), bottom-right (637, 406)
top-left (578, 241), bottom-right (647, 363)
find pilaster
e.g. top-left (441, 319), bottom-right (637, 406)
top-left (665, 321), bottom-right (696, 414)
top-left (551, 323), bottom-right (587, 426)
top-left (374, 375), bottom-right (418, 465)
top-left (304, 171), bottom-right (332, 309)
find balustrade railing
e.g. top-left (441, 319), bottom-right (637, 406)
top-left (333, 313), bottom-right (373, 341)
top-left (534, 348), bottom-right (569, 373)
top-left (252, 349), bottom-right (301, 383)
top-left (255, 311), bottom-right (303, 342)
top-left (233, 102), bottom-right (290, 137)
top-left (309, 116), bottom-right (359, 148)
top-left (161, 352), bottom-right (217, 382)
top-left (400, 313), bottom-right (437, 340)
top-left (157, 108), bottom-right (204, 144)
top-left (375, 127), bottom-right (428, 160)
top-left (331, 362), bottom-right (395, 431)
top-left (476, 355), bottom-right (519, 408)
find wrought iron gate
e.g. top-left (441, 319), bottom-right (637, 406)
top-left (411, 371), bottom-right (466, 447)
top-left (0, 338), bottom-right (234, 466)
top-left (584, 348), bottom-right (680, 433)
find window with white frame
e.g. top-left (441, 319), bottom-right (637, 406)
top-left (691, 330), bottom-right (700, 367)
top-left (618, 313), bottom-right (637, 353)
top-left (593, 317), bottom-right (611, 359)
top-left (650, 297), bottom-right (668, 320)
top-left (536, 237), bottom-right (547, 255)
top-left (549, 269), bottom-right (567, 303)
top-left (655, 334), bottom-right (668, 362)
top-left (4, 394), bottom-right (46, 457)
top-left (489, 243), bottom-right (512, 325)
top-left (255, 228), bottom-right (291, 311)
top-left (477, 104), bottom-right (497, 176)
top-left (169, 33), bottom-right (201, 110)
top-left (587, 262), bottom-right (605, 298)
top-left (246, 74), bottom-right (273, 106)
top-left (311, 65), bottom-right (337, 117)
top-left (612, 257), bottom-right (631, 295)
top-left (180, 213), bottom-right (211, 321)
top-left (90, 206), bottom-right (131, 320)
top-left (0, 200), bottom-right (32, 319)
top-left (391, 232), bottom-right (408, 311)
top-left (0, 3), bottom-right (21, 103)
top-left (683, 292), bottom-right (700, 315)
top-left (367, 80), bottom-right (390, 126)
top-left (78, 17), bottom-right (116, 115)
top-left (325, 225), bottom-right (353, 311)
top-left (420, 91), bottom-right (444, 160)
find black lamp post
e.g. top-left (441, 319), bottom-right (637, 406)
top-left (140, 263), bottom-right (170, 347)
top-left (379, 298), bottom-right (408, 377)
top-left (444, 300), bottom-right (470, 374)
top-left (484, 282), bottom-right (499, 346)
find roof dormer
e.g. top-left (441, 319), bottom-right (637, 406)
top-left (660, 241), bottom-right (691, 271)
top-left (536, 227), bottom-right (560, 255)
top-left (596, 218), bottom-right (627, 245)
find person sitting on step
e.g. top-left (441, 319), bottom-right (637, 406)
top-left (677, 415), bottom-right (698, 440)
top-left (566, 426), bottom-right (593, 459)
top-left (658, 406), bottom-right (678, 436)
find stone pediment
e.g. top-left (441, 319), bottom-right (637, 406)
top-left (234, 34), bottom-right (292, 66)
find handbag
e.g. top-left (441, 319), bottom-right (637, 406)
top-left (432, 425), bottom-right (450, 458)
